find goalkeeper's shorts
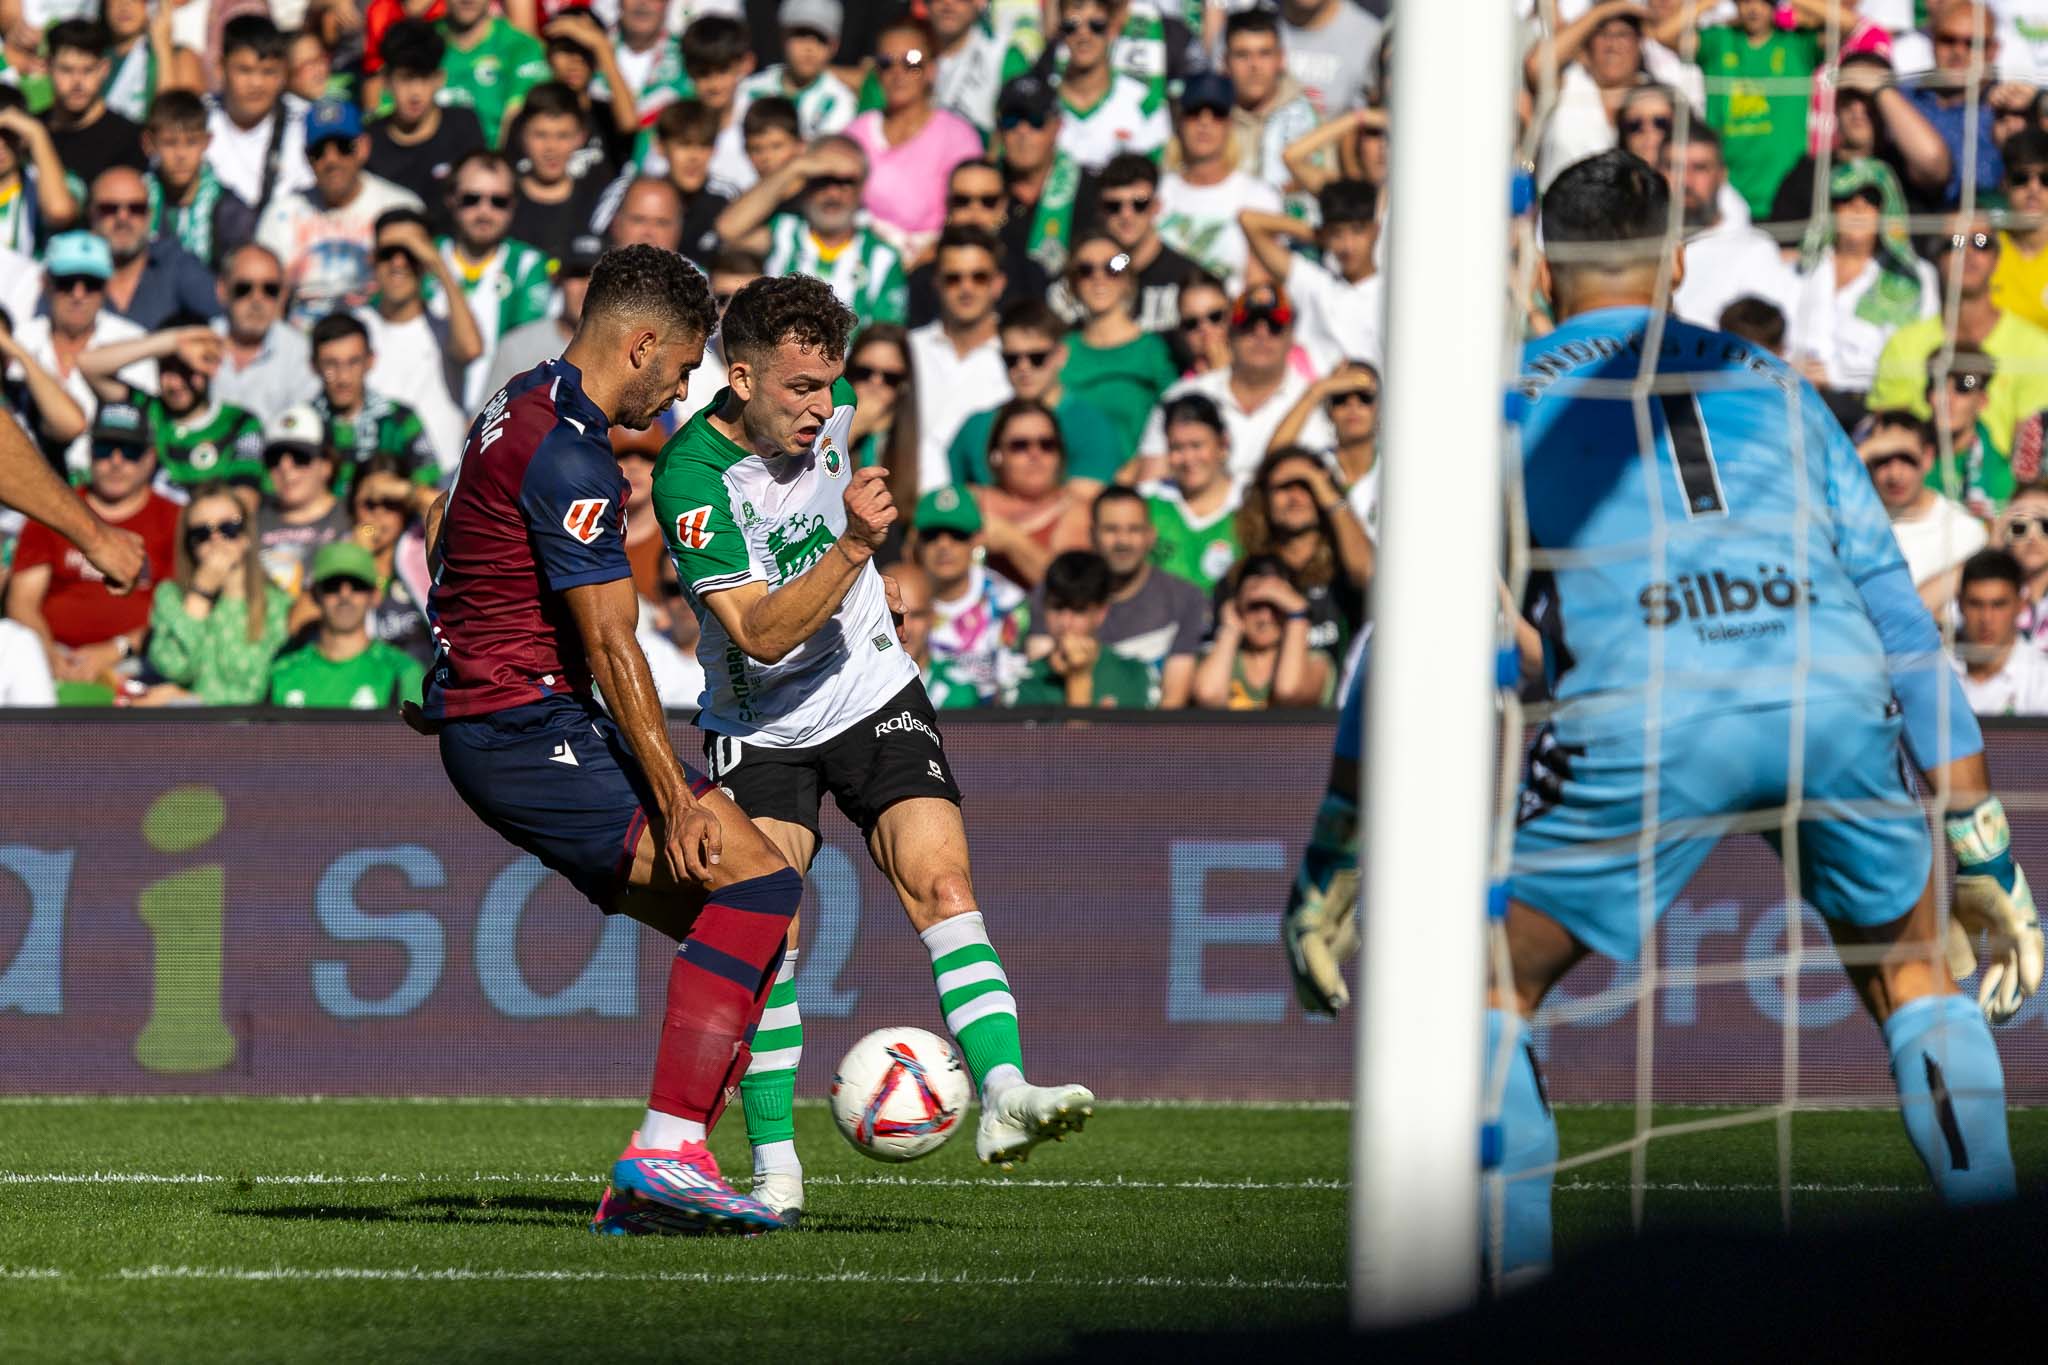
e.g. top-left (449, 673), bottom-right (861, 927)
top-left (1508, 698), bottom-right (1932, 962)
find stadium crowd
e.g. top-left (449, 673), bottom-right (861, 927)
top-left (13, 0), bottom-right (2048, 718)
top-left (0, 0), bottom-right (1395, 711)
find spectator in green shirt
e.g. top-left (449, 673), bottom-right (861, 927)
top-left (146, 480), bottom-right (292, 704)
top-left (439, 0), bottom-right (550, 150)
top-left (268, 540), bottom-right (426, 709)
top-left (1691, 0), bottom-right (1825, 220)
top-left (1927, 350), bottom-right (2015, 517)
top-left (1059, 229), bottom-right (1180, 453)
top-left (949, 299), bottom-right (1126, 487)
top-left (1004, 549), bottom-right (1154, 709)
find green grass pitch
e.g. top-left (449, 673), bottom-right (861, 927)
top-left (3, 1099), bottom-right (2044, 1362)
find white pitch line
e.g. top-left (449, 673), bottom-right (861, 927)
top-left (0, 1265), bottom-right (1341, 1292)
top-left (0, 1171), bottom-right (1349, 1192)
top-left (1554, 1178), bottom-right (1919, 1194)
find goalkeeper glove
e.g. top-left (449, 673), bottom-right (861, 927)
top-left (1945, 796), bottom-right (2045, 1026)
top-left (1285, 789), bottom-right (1360, 1015)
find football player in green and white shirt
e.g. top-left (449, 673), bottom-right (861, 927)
top-left (715, 136), bottom-right (908, 329)
top-left (736, 0), bottom-right (859, 139)
top-left (654, 274), bottom-right (1093, 1225)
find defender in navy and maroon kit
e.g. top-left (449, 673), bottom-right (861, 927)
top-left (417, 245), bottom-right (801, 1238)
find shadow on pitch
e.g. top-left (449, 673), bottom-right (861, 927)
top-left (219, 1194), bottom-right (591, 1227)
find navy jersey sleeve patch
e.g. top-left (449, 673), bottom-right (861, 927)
top-left (518, 432), bottom-right (632, 592)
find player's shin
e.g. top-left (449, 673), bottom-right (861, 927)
top-left (1883, 992), bottom-right (2017, 1205)
top-left (921, 910), bottom-right (1025, 1102)
top-left (741, 949), bottom-right (803, 1177)
top-left (641, 868), bottom-right (804, 1148)
top-left (1482, 1008), bottom-right (1558, 1283)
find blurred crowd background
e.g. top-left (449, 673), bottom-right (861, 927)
top-left (20, 0), bottom-right (2048, 720)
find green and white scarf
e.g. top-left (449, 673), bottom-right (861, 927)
top-left (147, 164), bottom-right (225, 269)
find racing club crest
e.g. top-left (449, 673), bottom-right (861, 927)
top-left (823, 439), bottom-right (842, 476)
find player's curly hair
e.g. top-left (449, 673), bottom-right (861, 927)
top-left (581, 244), bottom-right (717, 345)
top-left (720, 274), bottom-right (856, 367)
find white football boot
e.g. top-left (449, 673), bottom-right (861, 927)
top-left (751, 1169), bottom-right (805, 1228)
top-left (976, 1082), bottom-right (1095, 1169)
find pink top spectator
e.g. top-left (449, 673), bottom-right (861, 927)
top-left (847, 108), bottom-right (986, 241)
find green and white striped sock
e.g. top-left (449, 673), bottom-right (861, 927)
top-left (741, 950), bottom-right (801, 1175)
top-left (921, 911), bottom-right (1025, 1102)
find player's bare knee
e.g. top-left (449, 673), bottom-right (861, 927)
top-left (906, 869), bottom-right (977, 932)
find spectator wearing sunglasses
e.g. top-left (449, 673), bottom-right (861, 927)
top-left (346, 453), bottom-right (434, 664)
top-left (78, 318), bottom-right (266, 491)
top-left (366, 21), bottom-right (487, 224)
top-left (209, 242), bottom-right (321, 429)
top-left (1221, 7), bottom-right (1319, 195)
top-left (359, 208), bottom-right (479, 477)
top-left (1788, 158), bottom-right (1940, 408)
top-left (905, 159), bottom-right (1053, 328)
top-left (1993, 483), bottom-right (2048, 639)
top-left (845, 323), bottom-right (921, 518)
top-left (1992, 130), bottom-right (2048, 333)
top-left (878, 557), bottom-right (976, 707)
top-left (847, 15), bottom-right (986, 261)
top-left (267, 539), bottom-right (425, 708)
top-left (973, 398), bottom-right (1094, 589)
top-left (1871, 211), bottom-right (2048, 451)
top-left (946, 299), bottom-right (1122, 488)
top-left (436, 154), bottom-right (552, 412)
top-left (1050, 0), bottom-right (1167, 172)
top-left (1137, 282), bottom-right (1331, 486)
top-left (16, 232), bottom-right (152, 478)
top-left (994, 75), bottom-right (1092, 280)
top-left (717, 135), bottom-right (909, 330)
top-left (256, 99), bottom-right (424, 330)
top-left (1154, 73), bottom-right (1281, 297)
top-left (1897, 0), bottom-right (2026, 212)
top-left (1242, 179), bottom-right (1383, 371)
top-left (39, 20), bottom-right (147, 187)
top-left (143, 92), bottom-right (258, 278)
top-left (1172, 271), bottom-right (1232, 377)
top-left (1059, 230), bottom-right (1180, 456)
top-left (6, 398), bottom-right (176, 700)
top-left (913, 483), bottom-right (1028, 706)
top-left (147, 479), bottom-right (292, 705)
top-left (1859, 409), bottom-right (1989, 614)
top-left (254, 403), bottom-right (350, 609)
top-left (1269, 360), bottom-right (1381, 545)
top-left (88, 165), bottom-right (222, 332)
top-left (1063, 154), bottom-right (1199, 333)
top-left (1926, 351), bottom-right (2013, 516)
top-left (1952, 548), bottom-right (2048, 714)
top-left (909, 224), bottom-right (1013, 490)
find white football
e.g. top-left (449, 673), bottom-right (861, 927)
top-left (829, 1027), bottom-right (972, 1162)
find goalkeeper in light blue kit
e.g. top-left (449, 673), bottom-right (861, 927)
top-left (1290, 151), bottom-right (2044, 1281)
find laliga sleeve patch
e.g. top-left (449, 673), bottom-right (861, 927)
top-left (562, 497), bottom-right (611, 544)
top-left (675, 505), bottom-right (717, 550)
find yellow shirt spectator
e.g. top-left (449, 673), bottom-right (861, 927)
top-left (1991, 232), bottom-right (2048, 333)
top-left (1867, 311), bottom-right (2048, 451)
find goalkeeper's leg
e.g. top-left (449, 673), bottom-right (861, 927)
top-left (1830, 873), bottom-right (2017, 1205)
top-left (1486, 901), bottom-right (1590, 1283)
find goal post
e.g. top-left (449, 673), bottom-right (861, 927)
top-left (1351, 0), bottom-right (1519, 1329)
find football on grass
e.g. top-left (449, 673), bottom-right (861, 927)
top-left (830, 1027), bottom-right (971, 1162)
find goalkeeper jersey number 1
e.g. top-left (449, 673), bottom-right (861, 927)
top-left (653, 376), bottom-right (916, 748)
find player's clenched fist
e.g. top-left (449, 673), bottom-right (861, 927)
top-left (843, 465), bottom-right (896, 549)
